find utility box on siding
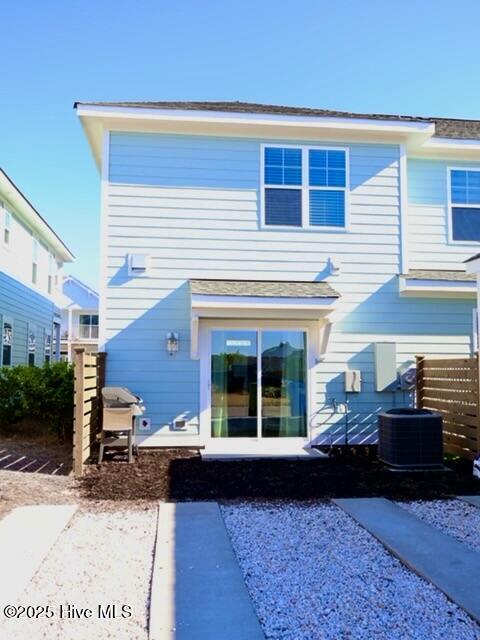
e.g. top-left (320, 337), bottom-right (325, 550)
top-left (374, 342), bottom-right (397, 392)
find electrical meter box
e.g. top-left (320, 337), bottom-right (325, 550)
top-left (344, 369), bottom-right (361, 393)
top-left (374, 342), bottom-right (397, 392)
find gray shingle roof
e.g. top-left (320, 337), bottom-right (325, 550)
top-left (74, 100), bottom-right (480, 140)
top-left (403, 269), bottom-right (476, 282)
top-left (190, 279), bottom-right (340, 298)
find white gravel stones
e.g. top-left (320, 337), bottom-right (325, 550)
top-left (0, 505), bottom-right (158, 640)
top-left (399, 499), bottom-right (480, 552)
top-left (221, 501), bottom-right (480, 640)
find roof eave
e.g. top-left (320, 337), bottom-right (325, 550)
top-left (399, 275), bottom-right (476, 298)
top-left (75, 103), bottom-right (435, 167)
top-left (0, 170), bottom-right (74, 262)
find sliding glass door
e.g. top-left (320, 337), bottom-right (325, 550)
top-left (211, 328), bottom-right (307, 438)
top-left (211, 330), bottom-right (257, 437)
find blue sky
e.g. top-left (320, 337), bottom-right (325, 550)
top-left (2, 0), bottom-right (480, 289)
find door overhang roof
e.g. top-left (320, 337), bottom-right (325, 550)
top-left (189, 279), bottom-right (339, 360)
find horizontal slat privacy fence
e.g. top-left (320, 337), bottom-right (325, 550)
top-left (73, 349), bottom-right (106, 476)
top-left (416, 355), bottom-right (480, 461)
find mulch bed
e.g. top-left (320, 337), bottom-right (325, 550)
top-left (79, 448), bottom-right (480, 502)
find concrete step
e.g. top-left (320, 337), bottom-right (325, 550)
top-left (201, 441), bottom-right (327, 460)
top-left (149, 502), bottom-right (264, 640)
top-left (334, 497), bottom-right (480, 624)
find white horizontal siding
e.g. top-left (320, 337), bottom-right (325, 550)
top-left (408, 159), bottom-right (480, 270)
top-left (103, 132), bottom-right (474, 441)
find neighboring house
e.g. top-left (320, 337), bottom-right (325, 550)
top-left (0, 169), bottom-right (74, 367)
top-left (76, 101), bottom-right (480, 456)
top-left (59, 275), bottom-right (99, 361)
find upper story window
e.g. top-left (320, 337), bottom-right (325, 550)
top-left (3, 207), bottom-right (11, 245)
top-left (449, 169), bottom-right (480, 242)
top-left (262, 145), bottom-right (348, 229)
top-left (32, 238), bottom-right (39, 284)
top-left (79, 314), bottom-right (99, 339)
top-left (48, 253), bottom-right (54, 294)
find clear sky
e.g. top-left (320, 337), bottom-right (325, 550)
top-left (2, 0), bottom-right (480, 289)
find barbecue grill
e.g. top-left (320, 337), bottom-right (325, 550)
top-left (98, 387), bottom-right (145, 463)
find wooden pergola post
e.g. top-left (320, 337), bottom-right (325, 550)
top-left (415, 355), bottom-right (425, 409)
top-left (73, 348), bottom-right (86, 476)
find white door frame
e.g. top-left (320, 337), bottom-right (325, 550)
top-left (199, 318), bottom-right (318, 451)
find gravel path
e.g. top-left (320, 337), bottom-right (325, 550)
top-left (221, 501), bottom-right (480, 640)
top-left (0, 505), bottom-right (158, 640)
top-left (0, 470), bottom-right (77, 520)
top-left (399, 499), bottom-right (480, 552)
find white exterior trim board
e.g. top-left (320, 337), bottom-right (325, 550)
top-left (191, 294), bottom-right (338, 308)
top-left (76, 104), bottom-right (435, 134)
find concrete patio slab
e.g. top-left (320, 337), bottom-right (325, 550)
top-left (149, 502), bottom-right (264, 640)
top-left (0, 504), bottom-right (77, 606)
top-left (334, 497), bottom-right (480, 624)
top-left (458, 495), bottom-right (480, 509)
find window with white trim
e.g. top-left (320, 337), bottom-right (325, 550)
top-left (3, 206), bottom-right (11, 245)
top-left (32, 237), bottom-right (38, 284)
top-left (79, 314), bottom-right (99, 339)
top-left (450, 169), bottom-right (480, 242)
top-left (47, 253), bottom-right (54, 294)
top-left (262, 145), bottom-right (348, 228)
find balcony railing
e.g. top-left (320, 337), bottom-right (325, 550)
top-left (62, 326), bottom-right (99, 341)
top-left (79, 325), bottom-right (99, 340)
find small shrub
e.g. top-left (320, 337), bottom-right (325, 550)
top-left (0, 362), bottom-right (74, 439)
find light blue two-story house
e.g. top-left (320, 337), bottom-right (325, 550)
top-left (0, 169), bottom-right (74, 367)
top-left (76, 101), bottom-right (479, 457)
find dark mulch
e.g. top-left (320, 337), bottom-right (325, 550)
top-left (79, 448), bottom-right (480, 502)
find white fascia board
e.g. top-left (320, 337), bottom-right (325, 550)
top-left (191, 294), bottom-right (338, 311)
top-left (412, 136), bottom-right (480, 160)
top-left (464, 256), bottom-right (480, 274)
top-left (76, 105), bottom-right (436, 167)
top-left (77, 115), bottom-right (103, 173)
top-left (399, 275), bottom-right (476, 297)
top-left (422, 136), bottom-right (480, 151)
top-left (0, 172), bottom-right (74, 262)
top-left (76, 104), bottom-right (434, 135)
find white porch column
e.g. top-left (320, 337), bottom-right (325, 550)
top-left (67, 307), bottom-right (73, 362)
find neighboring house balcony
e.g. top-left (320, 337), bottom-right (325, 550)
top-left (62, 323), bottom-right (99, 341)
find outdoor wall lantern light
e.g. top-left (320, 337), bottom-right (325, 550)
top-left (166, 332), bottom-right (179, 355)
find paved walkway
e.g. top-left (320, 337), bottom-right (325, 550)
top-left (150, 502), bottom-right (264, 640)
top-left (334, 497), bottom-right (480, 623)
top-left (0, 504), bottom-right (77, 606)
top-left (458, 495), bottom-right (480, 509)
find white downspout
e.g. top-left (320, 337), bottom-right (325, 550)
top-left (398, 144), bottom-right (409, 276)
